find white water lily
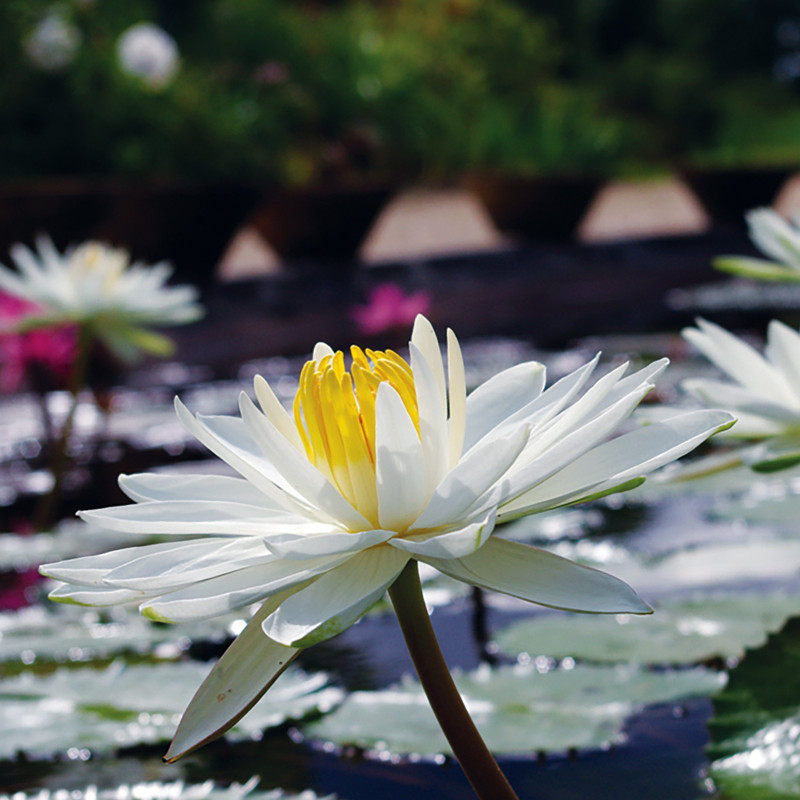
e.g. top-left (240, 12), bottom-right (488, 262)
top-left (40, 316), bottom-right (732, 759)
top-left (682, 318), bottom-right (800, 471)
top-left (0, 236), bottom-right (202, 360)
top-left (715, 207), bottom-right (800, 282)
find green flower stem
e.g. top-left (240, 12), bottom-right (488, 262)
top-left (388, 560), bottom-right (520, 800)
top-left (32, 323), bottom-right (93, 531)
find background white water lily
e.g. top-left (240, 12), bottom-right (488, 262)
top-left (683, 317), bottom-right (800, 471)
top-left (40, 315), bottom-right (732, 759)
top-left (714, 207), bottom-right (800, 283)
top-left (0, 235), bottom-right (203, 360)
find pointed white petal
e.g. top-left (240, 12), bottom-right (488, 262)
top-left (499, 409), bottom-right (735, 518)
top-left (410, 342), bottom-right (449, 490)
top-left (462, 361), bottom-right (546, 452)
top-left (497, 384), bottom-right (652, 507)
top-left (40, 541), bottom-right (200, 586)
top-left (447, 328), bottom-right (467, 468)
top-left (746, 207), bottom-right (800, 266)
top-left (313, 342), bottom-right (335, 361)
top-left (375, 383), bottom-right (429, 530)
top-left (262, 547), bottom-right (409, 647)
top-left (253, 375), bottom-right (305, 452)
top-left (48, 582), bottom-right (156, 606)
top-left (238, 392), bottom-right (372, 531)
top-left (165, 593), bottom-right (300, 761)
top-left (140, 553), bottom-right (351, 622)
top-left (390, 510), bottom-right (495, 559)
top-left (264, 528), bottom-right (394, 559)
top-left (425, 537), bottom-right (651, 614)
top-left (684, 319), bottom-right (796, 405)
top-left (174, 398), bottom-right (311, 517)
top-left (118, 473), bottom-right (280, 507)
top-left (103, 537), bottom-right (272, 591)
top-left (411, 315), bottom-right (446, 407)
top-left (765, 319), bottom-right (800, 400)
top-left (410, 424), bottom-right (529, 531)
top-left (80, 501), bottom-right (337, 536)
top-left (683, 378), bottom-right (798, 425)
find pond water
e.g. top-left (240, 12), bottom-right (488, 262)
top-left (2, 334), bottom-right (800, 800)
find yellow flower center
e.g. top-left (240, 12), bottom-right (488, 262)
top-left (69, 243), bottom-right (129, 295)
top-left (294, 346), bottom-right (420, 522)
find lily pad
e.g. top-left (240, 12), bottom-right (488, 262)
top-left (0, 603), bottom-right (239, 666)
top-left (495, 590), bottom-right (800, 666)
top-left (0, 778), bottom-right (340, 800)
top-left (303, 662), bottom-right (725, 756)
top-left (707, 616), bottom-right (800, 797)
top-left (0, 661), bottom-right (343, 759)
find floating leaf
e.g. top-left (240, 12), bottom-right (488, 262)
top-left (304, 662), bottom-right (725, 756)
top-left (495, 590), bottom-right (800, 666)
top-left (708, 617), bottom-right (800, 798)
top-left (0, 778), bottom-right (340, 800)
top-left (0, 661), bottom-right (343, 759)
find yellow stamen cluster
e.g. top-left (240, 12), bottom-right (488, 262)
top-left (294, 347), bottom-right (420, 521)
top-left (69, 242), bottom-right (128, 294)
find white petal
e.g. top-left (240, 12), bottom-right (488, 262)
top-left (118, 473), bottom-right (280, 507)
top-left (765, 319), bottom-right (800, 400)
top-left (80, 500), bottom-right (338, 536)
top-left (262, 547), bottom-right (409, 647)
top-left (103, 537), bottom-right (272, 591)
top-left (747, 207), bottom-right (800, 266)
top-left (497, 383), bottom-right (652, 507)
top-left (447, 328), bottom-right (467, 468)
top-left (425, 537), bottom-right (651, 614)
top-left (390, 510), bottom-right (495, 559)
top-left (238, 392), bottom-right (372, 531)
top-left (165, 593), bottom-right (300, 761)
top-left (48, 582), bottom-right (155, 606)
top-left (313, 342), bottom-right (335, 361)
top-left (174, 398), bottom-right (311, 517)
top-left (411, 315), bottom-right (446, 407)
top-left (264, 528), bottom-right (395, 559)
top-left (410, 424), bottom-right (529, 531)
top-left (253, 375), bottom-right (305, 452)
top-left (684, 319), bottom-right (796, 405)
top-left (410, 342), bottom-right (449, 490)
top-left (499, 409), bottom-right (735, 518)
top-left (140, 553), bottom-right (351, 622)
top-left (375, 383), bottom-right (430, 530)
top-left (683, 378), bottom-right (798, 425)
top-left (462, 361), bottom-right (546, 452)
top-left (41, 541), bottom-right (201, 586)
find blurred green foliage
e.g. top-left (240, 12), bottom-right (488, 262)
top-left (1, 0), bottom-right (800, 183)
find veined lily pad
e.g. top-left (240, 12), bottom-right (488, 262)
top-left (495, 590), bottom-right (800, 666)
top-left (0, 661), bottom-right (343, 759)
top-left (303, 662), bottom-right (725, 756)
top-left (0, 777), bottom-right (340, 800)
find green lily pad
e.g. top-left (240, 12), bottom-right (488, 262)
top-left (708, 617), bottom-right (800, 798)
top-left (303, 662), bottom-right (725, 756)
top-left (0, 779), bottom-right (340, 800)
top-left (551, 536), bottom-right (800, 595)
top-left (495, 590), bottom-right (800, 666)
top-left (0, 603), bottom-right (239, 666)
top-left (0, 661), bottom-right (343, 759)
